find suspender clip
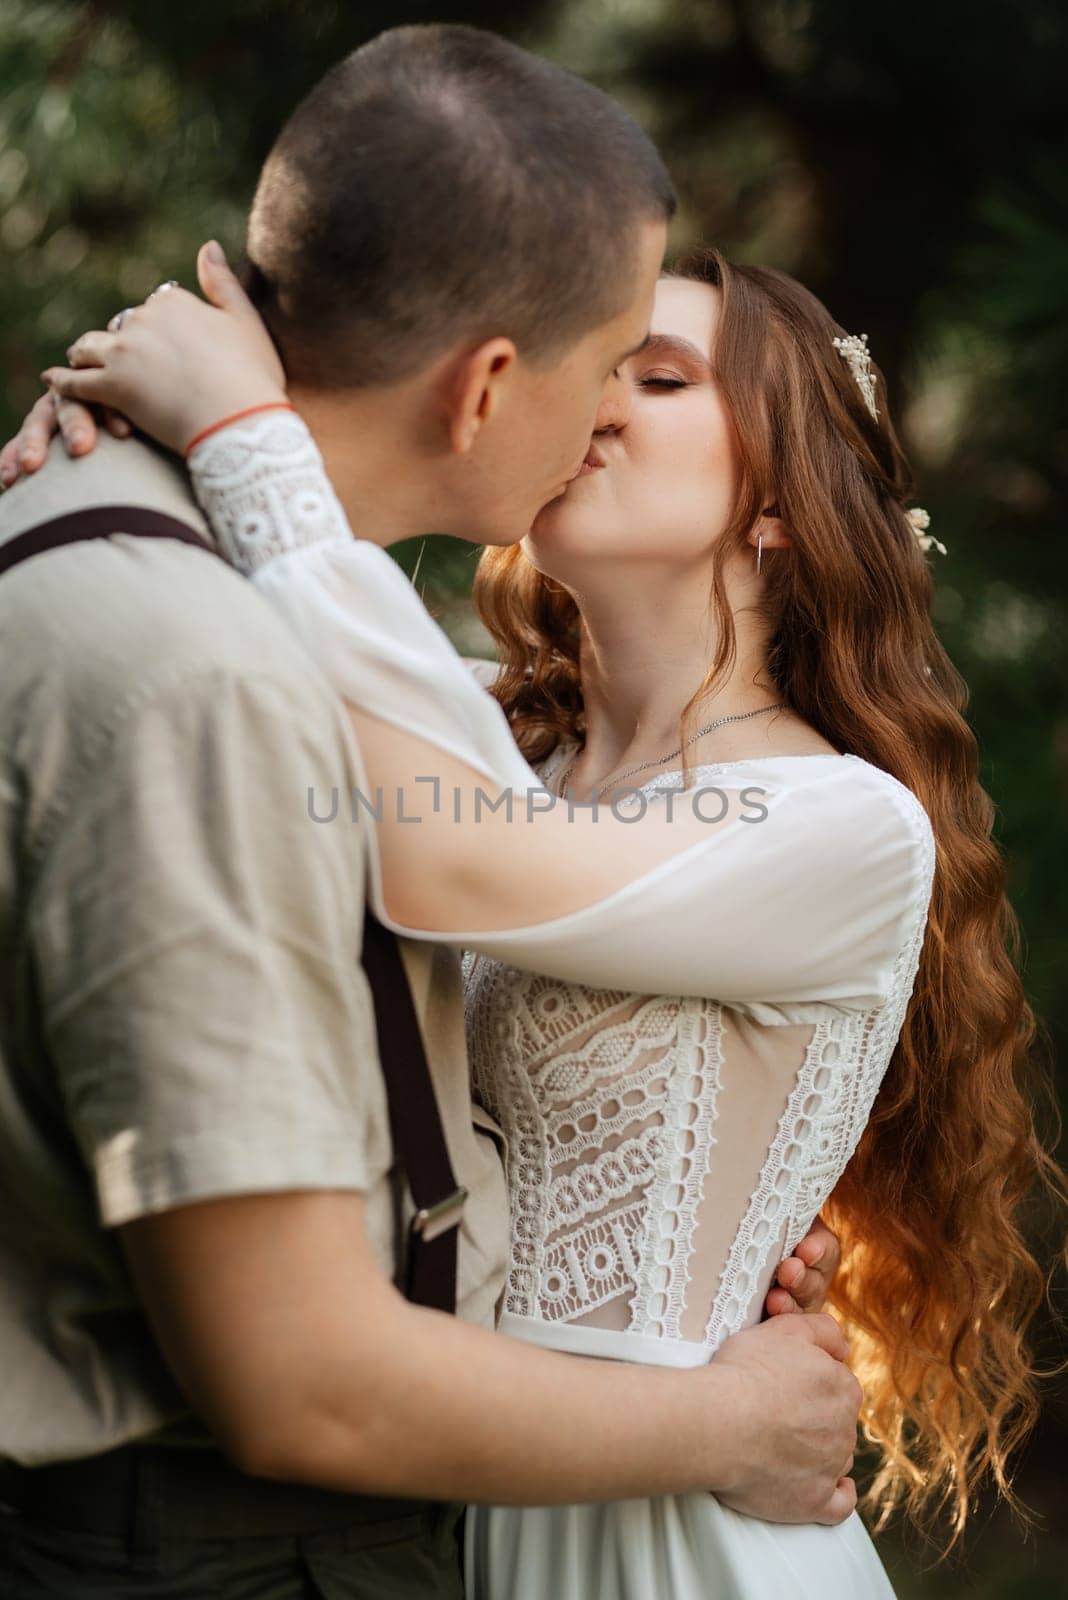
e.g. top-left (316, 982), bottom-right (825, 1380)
top-left (410, 1186), bottom-right (468, 1244)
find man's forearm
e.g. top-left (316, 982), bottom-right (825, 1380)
top-left (255, 1296), bottom-right (739, 1506)
top-left (122, 1192), bottom-right (855, 1525)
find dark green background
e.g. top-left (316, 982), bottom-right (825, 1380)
top-left (2, 3), bottom-right (1065, 1592)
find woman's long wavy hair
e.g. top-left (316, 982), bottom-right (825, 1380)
top-left (473, 247), bottom-right (1067, 1551)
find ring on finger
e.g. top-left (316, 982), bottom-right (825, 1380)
top-left (146, 279), bottom-right (180, 300)
top-left (107, 306), bottom-right (138, 333)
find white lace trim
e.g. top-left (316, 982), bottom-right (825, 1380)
top-left (632, 1000), bottom-right (722, 1342)
top-left (187, 412), bottom-right (350, 577)
top-left (706, 1013), bottom-right (851, 1342)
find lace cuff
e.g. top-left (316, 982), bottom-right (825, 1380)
top-left (187, 411), bottom-right (350, 576)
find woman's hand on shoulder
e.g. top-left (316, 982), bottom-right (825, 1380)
top-left (1, 241), bottom-right (287, 479)
top-left (0, 387), bottom-right (129, 488)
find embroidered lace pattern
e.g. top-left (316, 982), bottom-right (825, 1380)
top-left (464, 743), bottom-right (935, 1354)
top-left (465, 969), bottom-right (718, 1332)
top-left (187, 413), bottom-right (350, 575)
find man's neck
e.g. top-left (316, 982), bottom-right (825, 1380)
top-left (290, 383), bottom-right (448, 549)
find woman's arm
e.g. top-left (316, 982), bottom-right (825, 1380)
top-left (37, 251), bottom-right (936, 1011)
top-left (187, 412), bottom-right (932, 1010)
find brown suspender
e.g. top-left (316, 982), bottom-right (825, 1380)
top-left (0, 505), bottom-right (221, 576)
top-left (0, 506), bottom-right (464, 1315)
top-left (360, 910), bottom-right (466, 1311)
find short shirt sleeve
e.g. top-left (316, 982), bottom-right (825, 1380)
top-left (29, 665), bottom-right (386, 1228)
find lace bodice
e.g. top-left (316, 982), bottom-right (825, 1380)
top-left (462, 742), bottom-right (933, 1359)
top-left (188, 414), bottom-right (937, 1362)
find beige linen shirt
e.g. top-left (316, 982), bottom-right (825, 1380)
top-left (0, 434), bottom-right (508, 1466)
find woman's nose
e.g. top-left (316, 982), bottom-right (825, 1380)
top-left (593, 368), bottom-right (632, 435)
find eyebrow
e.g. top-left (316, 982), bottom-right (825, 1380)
top-left (638, 333), bottom-right (713, 372)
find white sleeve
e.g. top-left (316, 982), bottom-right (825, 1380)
top-left (189, 412), bottom-right (535, 791)
top-left (463, 656), bottom-right (502, 691)
top-left (189, 414), bottom-right (935, 1010)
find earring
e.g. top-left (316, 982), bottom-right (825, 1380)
top-left (756, 531), bottom-right (763, 575)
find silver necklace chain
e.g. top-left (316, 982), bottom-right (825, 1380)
top-left (555, 702), bottom-right (786, 800)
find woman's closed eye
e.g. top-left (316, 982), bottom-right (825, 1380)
top-left (638, 373), bottom-right (689, 391)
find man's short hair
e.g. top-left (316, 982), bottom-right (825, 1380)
top-left (240, 24), bottom-right (675, 388)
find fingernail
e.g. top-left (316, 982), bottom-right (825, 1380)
top-left (205, 240), bottom-right (225, 264)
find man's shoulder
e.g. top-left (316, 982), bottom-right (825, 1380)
top-left (0, 431), bottom-right (210, 545)
top-left (0, 437), bottom-right (346, 745)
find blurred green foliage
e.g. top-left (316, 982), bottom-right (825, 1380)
top-left (2, 2), bottom-right (1066, 1591)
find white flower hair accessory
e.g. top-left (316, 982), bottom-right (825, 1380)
top-left (829, 328), bottom-right (945, 556)
top-left (832, 331), bottom-right (879, 421)
top-left (905, 506), bottom-right (947, 556)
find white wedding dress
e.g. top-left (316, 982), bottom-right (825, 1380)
top-left (187, 413), bottom-right (935, 1600)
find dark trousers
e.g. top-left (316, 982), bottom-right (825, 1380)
top-left (0, 1450), bottom-right (466, 1599)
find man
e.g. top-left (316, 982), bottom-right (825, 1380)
top-left (0, 24), bottom-right (858, 1597)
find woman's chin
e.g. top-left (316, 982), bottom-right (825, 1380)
top-left (523, 527), bottom-right (604, 585)
top-left (526, 479), bottom-right (626, 574)
top-left (530, 489), bottom-right (593, 542)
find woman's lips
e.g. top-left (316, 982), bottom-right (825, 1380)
top-left (571, 447), bottom-right (606, 480)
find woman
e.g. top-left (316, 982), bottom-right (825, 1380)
top-left (17, 247), bottom-right (1064, 1598)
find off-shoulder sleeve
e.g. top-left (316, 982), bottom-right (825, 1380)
top-left (463, 656), bottom-right (502, 690)
top-left (189, 415), bottom-right (935, 1011)
top-left (462, 760), bottom-right (935, 1017)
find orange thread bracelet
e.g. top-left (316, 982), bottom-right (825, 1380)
top-left (184, 402), bottom-right (299, 458)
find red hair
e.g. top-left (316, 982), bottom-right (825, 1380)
top-left (474, 247), bottom-right (1067, 1549)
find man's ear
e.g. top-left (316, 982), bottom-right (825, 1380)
top-left (443, 338), bottom-right (517, 455)
top-left (747, 503), bottom-right (793, 552)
